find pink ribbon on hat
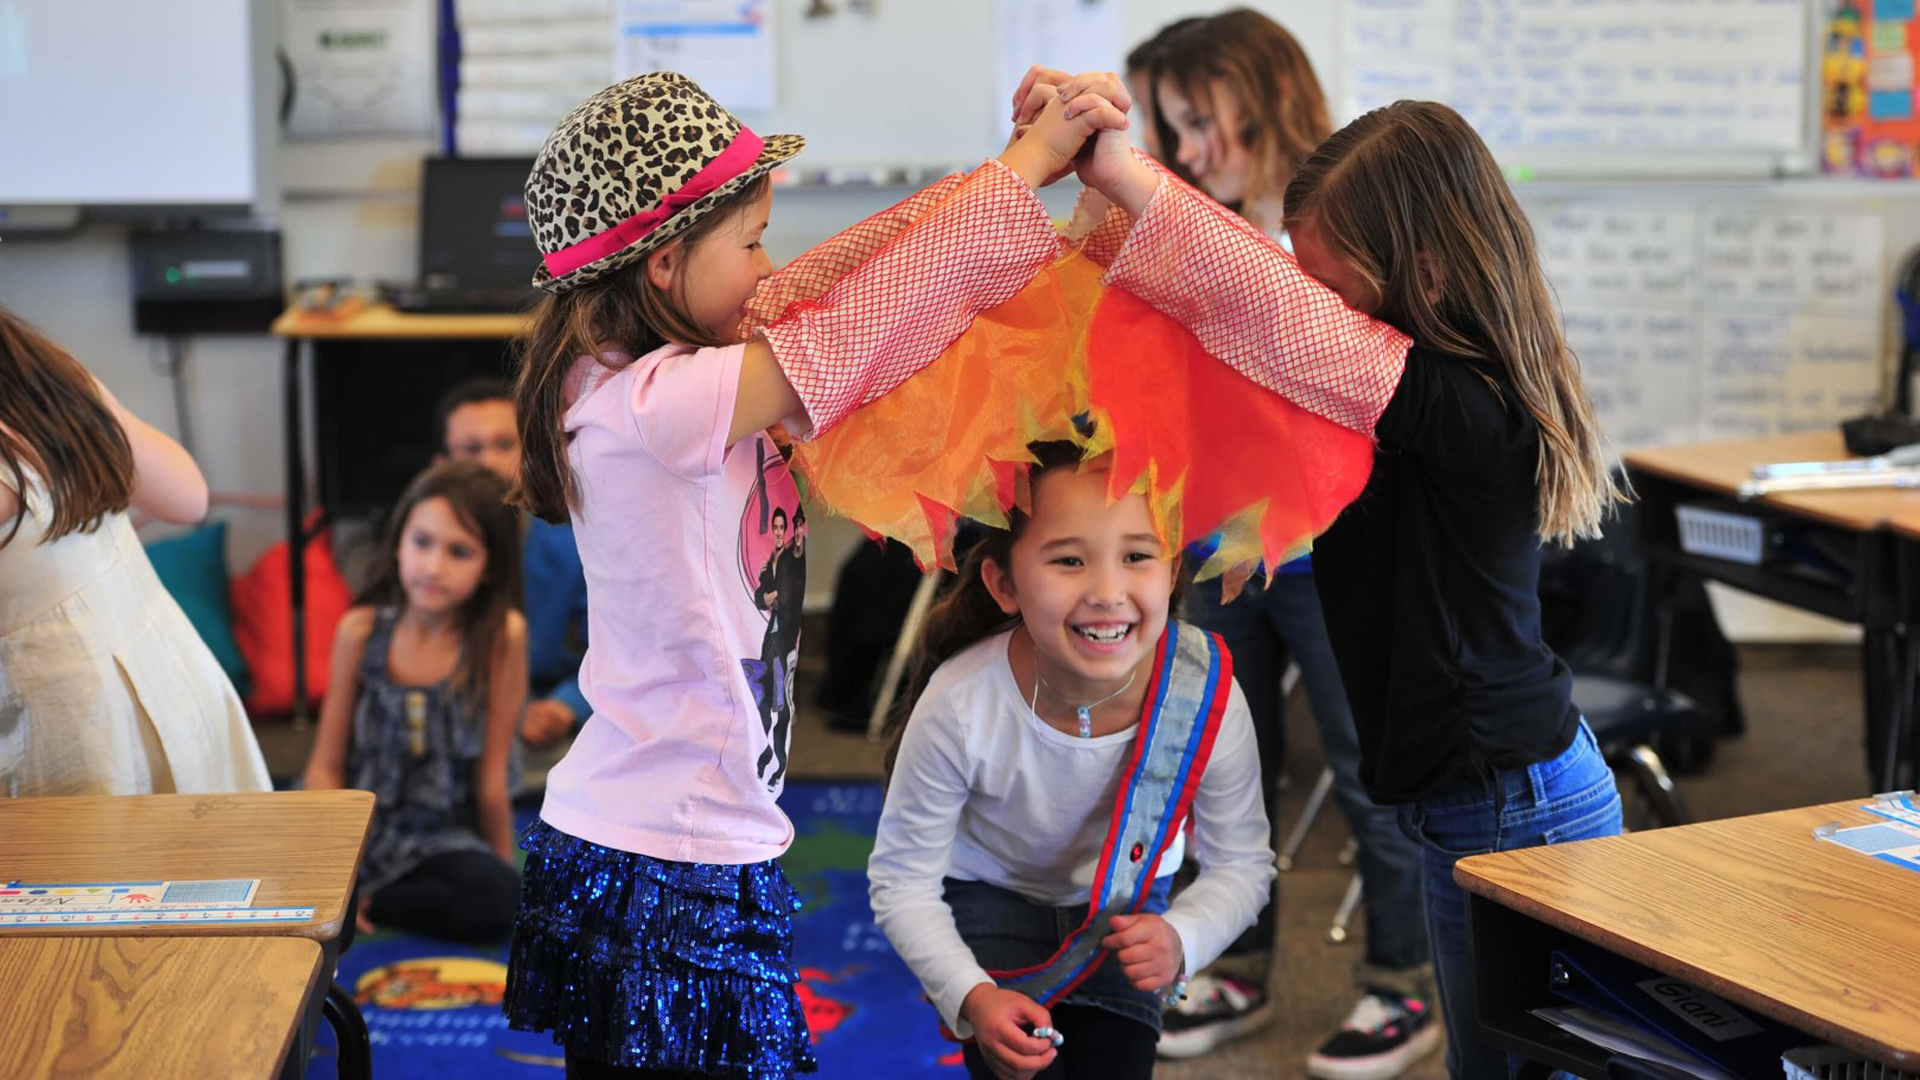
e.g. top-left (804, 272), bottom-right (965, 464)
top-left (542, 126), bottom-right (767, 280)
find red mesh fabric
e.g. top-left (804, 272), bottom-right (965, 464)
top-left (1104, 154), bottom-right (1411, 435)
top-left (754, 160), bottom-right (1059, 438)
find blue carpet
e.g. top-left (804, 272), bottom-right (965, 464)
top-left (308, 781), bottom-right (964, 1078)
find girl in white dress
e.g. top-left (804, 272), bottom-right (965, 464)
top-left (0, 305), bottom-right (270, 797)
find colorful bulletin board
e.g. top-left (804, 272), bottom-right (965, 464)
top-left (1825, 1), bottom-right (1920, 176)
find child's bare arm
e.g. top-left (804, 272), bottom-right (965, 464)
top-left (729, 94), bottom-right (1128, 446)
top-left (476, 612), bottom-right (529, 861)
top-left (93, 378), bottom-right (210, 524)
top-left (302, 607), bottom-right (375, 791)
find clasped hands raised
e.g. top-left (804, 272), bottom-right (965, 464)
top-left (996, 65), bottom-right (1162, 217)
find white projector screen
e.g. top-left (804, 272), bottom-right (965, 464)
top-left (0, 0), bottom-right (259, 206)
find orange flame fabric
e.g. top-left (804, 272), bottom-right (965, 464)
top-left (786, 248), bottom-right (1375, 580)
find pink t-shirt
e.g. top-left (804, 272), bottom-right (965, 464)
top-left (538, 343), bottom-right (807, 865)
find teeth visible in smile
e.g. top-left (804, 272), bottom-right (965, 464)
top-left (1076, 625), bottom-right (1130, 644)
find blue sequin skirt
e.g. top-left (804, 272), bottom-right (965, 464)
top-left (503, 820), bottom-right (818, 1078)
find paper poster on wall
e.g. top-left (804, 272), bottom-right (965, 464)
top-left (283, 0), bottom-right (439, 139)
top-left (1823, 1), bottom-right (1920, 176)
top-left (1535, 203), bottom-right (1885, 450)
top-left (614, 0), bottom-right (773, 113)
top-left (1344, 0), bottom-right (1807, 158)
top-left (994, 0), bottom-right (1119, 145)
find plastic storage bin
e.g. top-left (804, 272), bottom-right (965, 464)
top-left (1782, 1045), bottom-right (1916, 1080)
top-left (1676, 504), bottom-right (1767, 565)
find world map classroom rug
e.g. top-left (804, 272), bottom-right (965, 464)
top-left (307, 781), bottom-right (964, 1078)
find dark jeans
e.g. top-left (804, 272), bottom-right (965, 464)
top-left (1399, 719), bottom-right (1622, 1079)
top-left (960, 1004), bottom-right (1159, 1080)
top-left (1185, 572), bottom-right (1429, 973)
top-left (366, 849), bottom-right (520, 942)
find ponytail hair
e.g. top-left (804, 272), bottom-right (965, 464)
top-left (1283, 101), bottom-right (1625, 545)
top-left (511, 174), bottom-right (772, 523)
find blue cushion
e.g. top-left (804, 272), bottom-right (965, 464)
top-left (145, 521), bottom-right (251, 696)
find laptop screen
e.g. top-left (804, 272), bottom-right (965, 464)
top-left (417, 156), bottom-right (539, 294)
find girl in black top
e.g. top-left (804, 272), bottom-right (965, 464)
top-left (1031, 76), bottom-right (1628, 1079)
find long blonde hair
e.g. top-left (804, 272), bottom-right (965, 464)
top-left (1282, 101), bottom-right (1623, 545)
top-left (1150, 9), bottom-right (1332, 214)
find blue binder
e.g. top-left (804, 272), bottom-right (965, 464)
top-left (1547, 945), bottom-right (1808, 1078)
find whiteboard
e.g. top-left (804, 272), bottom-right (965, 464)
top-left (1530, 194), bottom-right (1888, 451)
top-left (1339, 0), bottom-right (1815, 177)
top-left (0, 0), bottom-right (264, 206)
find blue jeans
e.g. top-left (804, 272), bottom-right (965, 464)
top-left (1185, 572), bottom-right (1429, 974)
top-left (1398, 719), bottom-right (1622, 1080)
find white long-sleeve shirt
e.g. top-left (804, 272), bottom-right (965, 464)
top-left (868, 630), bottom-right (1277, 1036)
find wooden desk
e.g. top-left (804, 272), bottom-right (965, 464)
top-left (0, 790), bottom-right (374, 943)
top-left (271, 304), bottom-right (526, 718)
top-left (1457, 800), bottom-right (1920, 1075)
top-left (0, 935), bottom-right (321, 1079)
top-left (1624, 432), bottom-right (1920, 789)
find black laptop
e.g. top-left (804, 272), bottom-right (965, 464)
top-left (392, 156), bottom-right (542, 314)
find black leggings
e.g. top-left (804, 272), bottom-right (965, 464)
top-left (961, 1004), bottom-right (1159, 1080)
top-left (365, 849), bottom-right (520, 942)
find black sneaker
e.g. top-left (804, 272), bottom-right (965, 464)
top-left (1307, 988), bottom-right (1442, 1080)
top-left (1155, 972), bottom-right (1273, 1059)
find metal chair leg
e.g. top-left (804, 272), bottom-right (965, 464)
top-left (1327, 873), bottom-right (1363, 944)
top-left (322, 981), bottom-right (372, 1080)
top-left (866, 571), bottom-right (944, 741)
top-left (1622, 744), bottom-right (1689, 828)
top-left (1277, 766), bottom-right (1335, 872)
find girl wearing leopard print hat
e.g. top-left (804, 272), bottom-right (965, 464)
top-left (499, 71), bottom-right (1126, 1079)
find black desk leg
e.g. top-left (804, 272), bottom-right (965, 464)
top-left (283, 338), bottom-right (309, 727)
top-left (1887, 627), bottom-right (1917, 793)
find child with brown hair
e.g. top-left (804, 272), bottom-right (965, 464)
top-left (0, 305), bottom-right (270, 797)
top-left (1030, 71), bottom-right (1628, 1079)
top-left (499, 71), bottom-right (1127, 1078)
top-left (303, 460), bottom-right (526, 942)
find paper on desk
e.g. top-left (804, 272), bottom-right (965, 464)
top-left (1862, 790), bottom-right (1920, 828)
top-left (1812, 819), bottom-right (1920, 873)
top-left (0, 879), bottom-right (260, 912)
top-left (1532, 1006), bottom-right (1743, 1080)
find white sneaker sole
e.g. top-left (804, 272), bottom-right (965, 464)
top-left (1155, 1004), bottom-right (1275, 1059)
top-left (1306, 1023), bottom-right (1444, 1080)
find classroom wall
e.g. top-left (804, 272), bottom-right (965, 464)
top-left (0, 0), bottom-right (1895, 640)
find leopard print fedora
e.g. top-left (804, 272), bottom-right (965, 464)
top-left (526, 72), bottom-right (804, 293)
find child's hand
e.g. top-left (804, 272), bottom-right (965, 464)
top-left (997, 92), bottom-right (1128, 190)
top-left (1101, 913), bottom-right (1184, 992)
top-left (520, 700), bottom-right (575, 747)
top-left (1075, 128), bottom-right (1158, 212)
top-left (1010, 65), bottom-right (1133, 126)
top-left (959, 983), bottom-right (1058, 1080)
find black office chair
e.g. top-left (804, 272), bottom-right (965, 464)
top-left (1572, 671), bottom-right (1693, 829)
top-left (1545, 494), bottom-right (1704, 830)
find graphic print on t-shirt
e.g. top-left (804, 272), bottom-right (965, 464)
top-left (738, 438), bottom-right (807, 790)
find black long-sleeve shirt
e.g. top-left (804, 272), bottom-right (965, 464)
top-left (1313, 346), bottom-right (1580, 804)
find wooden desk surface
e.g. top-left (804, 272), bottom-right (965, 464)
top-left (1456, 801), bottom-right (1920, 1066)
top-left (271, 302), bottom-right (526, 340)
top-left (0, 935), bottom-right (319, 1079)
top-left (0, 791), bottom-right (373, 943)
top-left (1624, 431), bottom-right (1920, 531)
